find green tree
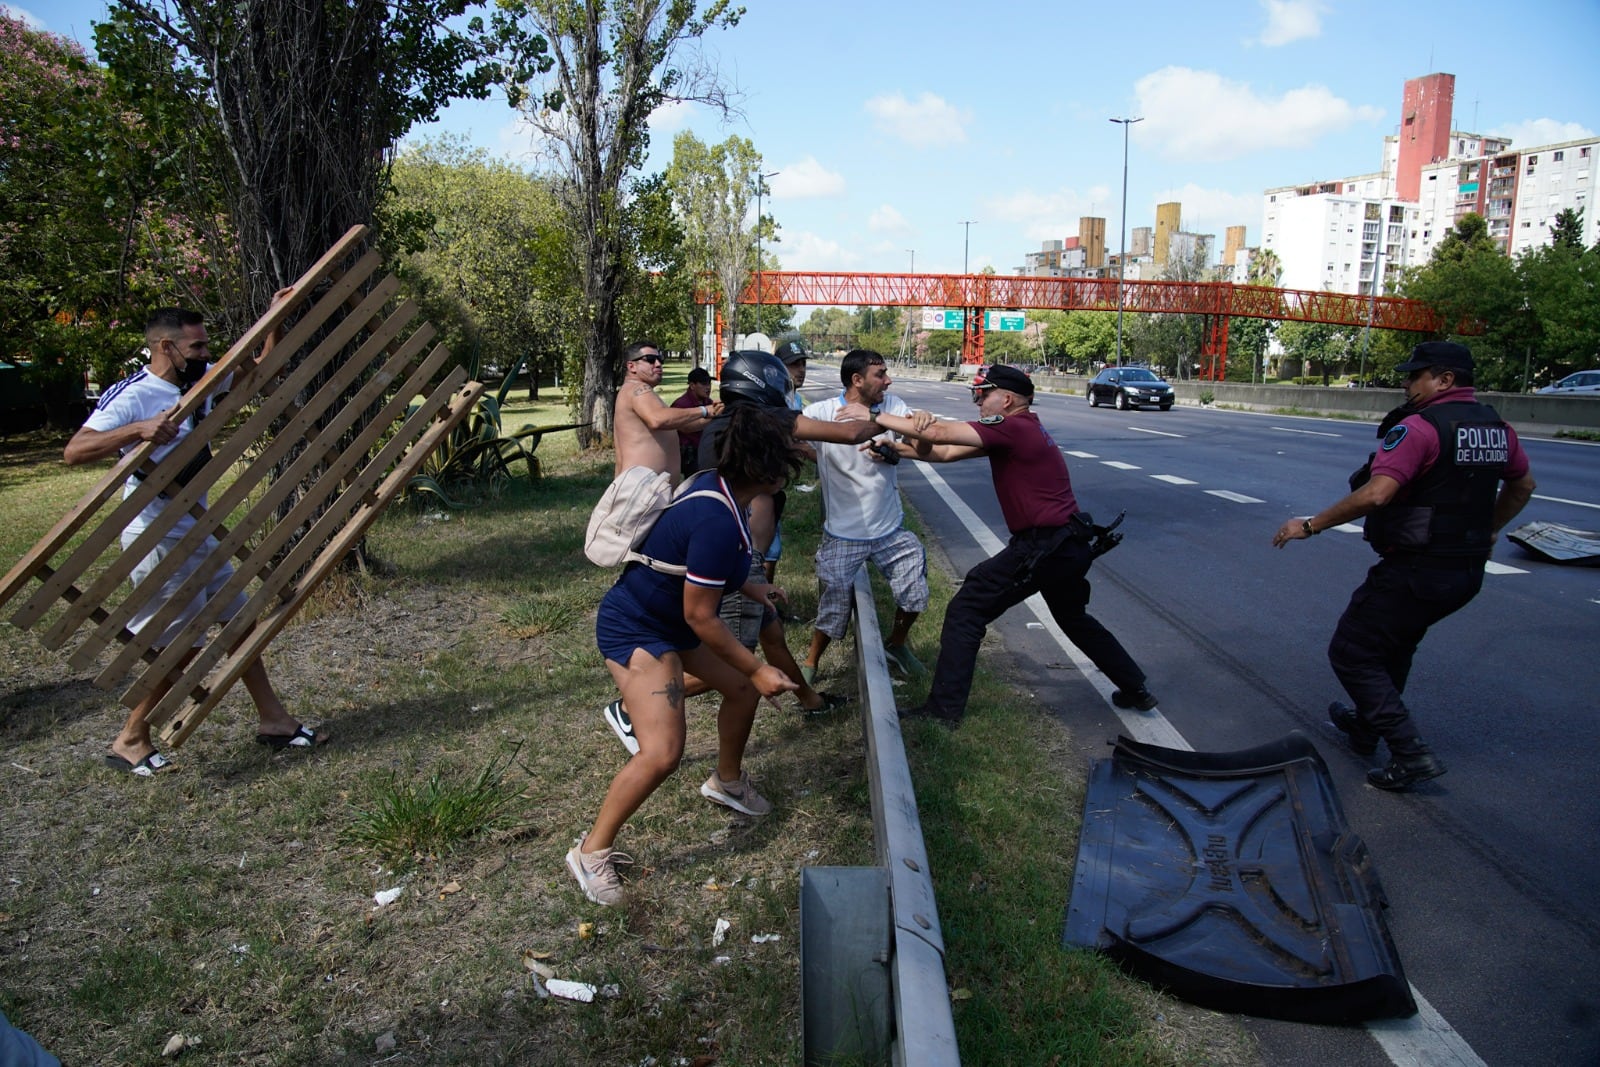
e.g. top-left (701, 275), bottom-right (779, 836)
top-left (107, 0), bottom-right (514, 326)
top-left (1276, 320), bottom-right (1357, 382)
top-left (1548, 207), bottom-right (1586, 252)
top-left (384, 137), bottom-right (575, 391)
top-left (484, 0), bottom-right (742, 446)
top-left (1225, 317), bottom-right (1272, 382)
top-left (1400, 213), bottom-right (1528, 390)
top-left (1517, 232), bottom-right (1600, 387)
top-left (619, 172), bottom-right (694, 359)
top-left (1046, 311), bottom-right (1117, 371)
top-left (667, 131), bottom-right (760, 359)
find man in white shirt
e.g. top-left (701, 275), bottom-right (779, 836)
top-left (800, 349), bottom-right (929, 682)
top-left (64, 306), bottom-right (322, 774)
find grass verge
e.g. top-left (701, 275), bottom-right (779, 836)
top-left (0, 393), bottom-right (1253, 1065)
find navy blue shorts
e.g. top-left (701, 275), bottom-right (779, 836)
top-left (596, 586), bottom-right (699, 665)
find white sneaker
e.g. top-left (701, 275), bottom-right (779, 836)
top-left (700, 769), bottom-right (772, 816)
top-left (602, 698), bottom-right (639, 755)
top-left (565, 832), bottom-right (632, 906)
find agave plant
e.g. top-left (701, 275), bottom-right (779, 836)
top-left (406, 350), bottom-right (585, 507)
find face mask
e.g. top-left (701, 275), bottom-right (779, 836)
top-left (178, 357), bottom-right (209, 386)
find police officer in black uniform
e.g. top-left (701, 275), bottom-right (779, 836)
top-left (1273, 342), bottom-right (1537, 791)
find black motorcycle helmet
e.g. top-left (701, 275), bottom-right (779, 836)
top-left (719, 349), bottom-right (795, 409)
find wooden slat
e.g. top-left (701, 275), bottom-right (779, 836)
top-left (113, 353), bottom-right (463, 698)
top-left (9, 249), bottom-right (385, 631)
top-left (0, 225), bottom-right (370, 614)
top-left (51, 285), bottom-right (413, 655)
top-left (147, 374), bottom-right (479, 740)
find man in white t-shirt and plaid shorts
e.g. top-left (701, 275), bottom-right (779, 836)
top-left (800, 349), bottom-right (929, 684)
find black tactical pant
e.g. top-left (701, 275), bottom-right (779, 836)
top-left (922, 529), bottom-right (1146, 721)
top-left (1327, 555), bottom-right (1485, 756)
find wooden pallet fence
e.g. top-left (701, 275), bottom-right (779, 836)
top-left (0, 225), bottom-right (484, 747)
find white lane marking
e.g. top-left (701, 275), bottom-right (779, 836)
top-left (1206, 490), bottom-right (1265, 503)
top-left (1102, 461), bottom-right (1142, 470)
top-left (1129, 426), bottom-right (1184, 438)
top-left (906, 460), bottom-right (1487, 1067)
top-left (1368, 985), bottom-right (1488, 1067)
top-left (1065, 450), bottom-right (1098, 459)
top-left (1484, 561), bottom-right (1528, 575)
top-left (1332, 523), bottom-right (1365, 534)
top-left (1533, 493), bottom-right (1600, 510)
top-left (1271, 426), bottom-right (1342, 437)
top-left (1151, 475), bottom-right (1198, 485)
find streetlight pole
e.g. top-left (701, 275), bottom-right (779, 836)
top-left (1109, 116), bottom-right (1143, 367)
top-left (959, 220), bottom-right (976, 274)
top-left (755, 170), bottom-right (780, 334)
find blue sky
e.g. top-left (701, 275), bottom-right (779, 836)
top-left (15, 1), bottom-right (1599, 276)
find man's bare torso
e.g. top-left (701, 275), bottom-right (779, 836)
top-left (613, 377), bottom-right (681, 479)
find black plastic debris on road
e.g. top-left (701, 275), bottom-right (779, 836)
top-left (1507, 521), bottom-right (1600, 565)
top-left (1064, 733), bottom-right (1417, 1023)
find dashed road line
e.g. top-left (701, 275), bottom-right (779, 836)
top-left (1129, 426), bottom-right (1184, 438)
top-left (1484, 561), bottom-right (1529, 575)
top-left (1206, 489), bottom-right (1265, 503)
top-left (1332, 523), bottom-right (1365, 534)
top-left (1065, 450), bottom-right (1098, 459)
top-left (1151, 474), bottom-right (1198, 485)
top-left (1271, 426), bottom-right (1342, 437)
top-left (1102, 461), bottom-right (1142, 470)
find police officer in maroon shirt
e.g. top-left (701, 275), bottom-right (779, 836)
top-left (1273, 341), bottom-right (1536, 791)
top-left (874, 364), bottom-right (1156, 725)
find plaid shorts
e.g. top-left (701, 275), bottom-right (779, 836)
top-left (719, 555), bottom-right (776, 650)
top-left (813, 527), bottom-right (929, 640)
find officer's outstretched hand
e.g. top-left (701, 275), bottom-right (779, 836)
top-left (1272, 517), bottom-right (1311, 549)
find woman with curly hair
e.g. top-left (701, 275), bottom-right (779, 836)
top-left (568, 405), bottom-right (803, 905)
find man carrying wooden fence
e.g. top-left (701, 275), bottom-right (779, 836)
top-left (63, 307), bottom-right (325, 775)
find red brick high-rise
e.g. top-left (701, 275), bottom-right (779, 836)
top-left (1396, 73), bottom-right (1454, 201)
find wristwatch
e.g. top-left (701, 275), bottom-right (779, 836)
top-left (1302, 519), bottom-right (1318, 536)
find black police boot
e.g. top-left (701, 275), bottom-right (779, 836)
top-left (1111, 688), bottom-right (1158, 712)
top-left (1367, 749), bottom-right (1446, 791)
top-left (1327, 701), bottom-right (1379, 757)
top-left (898, 703), bottom-right (962, 728)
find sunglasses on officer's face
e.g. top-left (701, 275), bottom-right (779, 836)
top-left (632, 352), bottom-right (663, 364)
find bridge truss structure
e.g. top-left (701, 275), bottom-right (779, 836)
top-left (713, 271), bottom-right (1456, 379)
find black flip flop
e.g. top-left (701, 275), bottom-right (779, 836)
top-left (255, 724), bottom-right (324, 750)
top-left (104, 751), bottom-right (173, 776)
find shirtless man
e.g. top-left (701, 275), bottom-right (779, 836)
top-left (613, 341), bottom-right (722, 483)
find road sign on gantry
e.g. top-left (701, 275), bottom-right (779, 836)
top-left (921, 309), bottom-right (965, 330)
top-left (985, 311), bottom-right (1026, 331)
top-left (0, 225), bottom-right (484, 748)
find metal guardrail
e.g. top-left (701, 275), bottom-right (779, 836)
top-left (799, 570), bottom-right (960, 1066)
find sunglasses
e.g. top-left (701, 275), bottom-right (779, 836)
top-left (632, 353), bottom-right (663, 364)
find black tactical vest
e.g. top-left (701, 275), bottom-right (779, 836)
top-left (1361, 400), bottom-right (1510, 558)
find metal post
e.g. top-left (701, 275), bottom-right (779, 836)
top-left (756, 169), bottom-right (780, 335)
top-left (1110, 117), bottom-right (1143, 367)
top-left (959, 221), bottom-right (975, 275)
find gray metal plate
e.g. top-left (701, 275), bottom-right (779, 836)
top-left (1507, 521), bottom-right (1600, 565)
top-left (1064, 733), bottom-right (1416, 1023)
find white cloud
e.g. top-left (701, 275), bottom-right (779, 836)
top-left (1134, 67), bottom-right (1382, 161)
top-left (2, 4), bottom-right (46, 30)
top-left (782, 231), bottom-right (866, 273)
top-left (867, 204), bottom-right (913, 236)
top-left (1255, 0), bottom-right (1326, 47)
top-left (864, 91), bottom-right (972, 148)
top-left (982, 186), bottom-right (1115, 243)
top-left (1151, 183), bottom-right (1265, 238)
top-left (1490, 118), bottom-right (1596, 151)
top-left (649, 99), bottom-right (699, 139)
top-left (772, 156), bottom-right (845, 199)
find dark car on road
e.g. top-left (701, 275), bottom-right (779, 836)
top-left (1087, 366), bottom-right (1174, 410)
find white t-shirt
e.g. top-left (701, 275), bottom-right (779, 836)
top-left (83, 369), bottom-right (223, 540)
top-left (802, 392), bottom-right (913, 540)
